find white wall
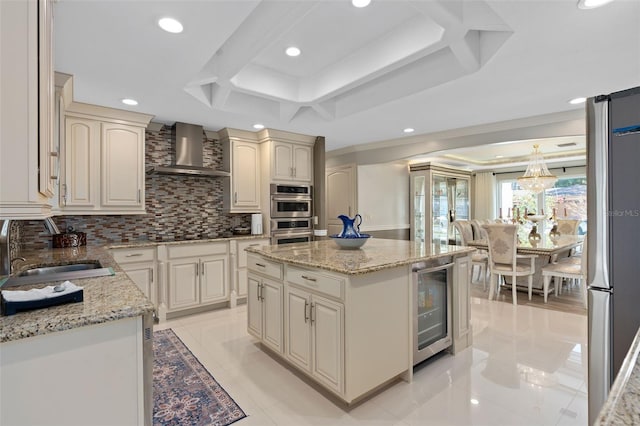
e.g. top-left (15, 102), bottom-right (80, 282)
top-left (357, 163), bottom-right (409, 232)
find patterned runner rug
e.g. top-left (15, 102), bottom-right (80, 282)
top-left (153, 328), bottom-right (247, 426)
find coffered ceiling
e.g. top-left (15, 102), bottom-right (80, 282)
top-left (53, 0), bottom-right (640, 155)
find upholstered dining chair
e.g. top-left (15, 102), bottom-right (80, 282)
top-left (482, 224), bottom-right (537, 305)
top-left (470, 219), bottom-right (489, 240)
top-left (454, 220), bottom-right (488, 290)
top-left (542, 236), bottom-right (587, 308)
top-left (556, 219), bottom-right (581, 235)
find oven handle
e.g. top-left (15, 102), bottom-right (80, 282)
top-left (272, 231), bottom-right (314, 238)
top-left (271, 195), bottom-right (312, 202)
top-left (413, 263), bottom-right (454, 274)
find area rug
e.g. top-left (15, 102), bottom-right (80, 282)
top-left (153, 328), bottom-right (247, 426)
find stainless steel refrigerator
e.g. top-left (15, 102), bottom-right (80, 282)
top-left (587, 86), bottom-right (640, 424)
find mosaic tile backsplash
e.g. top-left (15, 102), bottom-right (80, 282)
top-left (19, 125), bottom-right (252, 251)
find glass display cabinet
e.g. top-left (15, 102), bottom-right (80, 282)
top-left (409, 163), bottom-right (472, 244)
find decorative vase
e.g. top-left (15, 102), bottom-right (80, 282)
top-left (337, 214), bottom-right (363, 238)
top-left (549, 224), bottom-right (561, 242)
top-left (528, 225), bottom-right (541, 243)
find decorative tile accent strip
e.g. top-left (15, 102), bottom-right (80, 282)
top-left (19, 125), bottom-right (251, 251)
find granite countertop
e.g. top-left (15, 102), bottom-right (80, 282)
top-left (595, 327), bottom-right (640, 425)
top-left (106, 233), bottom-right (270, 249)
top-left (0, 245), bottom-right (154, 344)
top-left (246, 238), bottom-right (475, 275)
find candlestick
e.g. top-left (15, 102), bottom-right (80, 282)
top-left (499, 208), bottom-right (503, 218)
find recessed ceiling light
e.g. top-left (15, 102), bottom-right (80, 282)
top-left (470, 398), bottom-right (480, 405)
top-left (121, 98), bottom-right (138, 106)
top-left (253, 123), bottom-right (265, 130)
top-left (403, 128), bottom-right (415, 133)
top-left (569, 97), bottom-right (587, 105)
top-left (352, 0), bottom-right (371, 7)
top-left (158, 17), bottom-right (183, 34)
top-left (495, 155), bottom-right (504, 159)
top-left (285, 46), bottom-right (301, 57)
top-left (577, 0), bottom-right (615, 9)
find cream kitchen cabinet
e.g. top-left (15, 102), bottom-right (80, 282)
top-left (247, 274), bottom-right (284, 354)
top-left (110, 247), bottom-right (157, 309)
top-left (163, 242), bottom-right (229, 316)
top-left (220, 128), bottom-right (261, 213)
top-left (230, 238), bottom-right (271, 306)
top-left (60, 103), bottom-right (152, 215)
top-left (0, 0), bottom-right (56, 218)
top-left (285, 284), bottom-right (344, 394)
top-left (271, 141), bottom-right (312, 182)
top-left (247, 253), bottom-right (284, 353)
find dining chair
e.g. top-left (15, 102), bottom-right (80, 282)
top-left (482, 224), bottom-right (537, 305)
top-left (470, 219), bottom-right (490, 240)
top-left (542, 236), bottom-right (587, 308)
top-left (556, 219), bottom-right (582, 258)
top-left (453, 220), bottom-right (488, 290)
top-left (556, 219), bottom-right (581, 235)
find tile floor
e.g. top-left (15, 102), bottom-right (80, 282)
top-left (155, 296), bottom-right (588, 425)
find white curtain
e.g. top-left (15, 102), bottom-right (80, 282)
top-left (474, 172), bottom-right (496, 220)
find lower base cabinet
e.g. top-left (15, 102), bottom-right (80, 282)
top-left (285, 286), bottom-right (344, 394)
top-left (110, 247), bottom-right (157, 309)
top-left (168, 254), bottom-right (228, 310)
top-left (247, 273), bottom-right (283, 353)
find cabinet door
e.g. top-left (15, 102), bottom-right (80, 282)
top-left (262, 278), bottom-right (283, 353)
top-left (272, 142), bottom-right (294, 181)
top-left (200, 255), bottom-right (228, 304)
top-left (101, 123), bottom-right (144, 209)
top-left (168, 259), bottom-right (199, 310)
top-left (63, 117), bottom-right (99, 208)
top-left (311, 295), bottom-right (344, 394)
top-left (232, 141), bottom-right (260, 210)
top-left (292, 144), bottom-right (312, 182)
top-left (38, 0), bottom-right (55, 198)
top-left (247, 274), bottom-right (263, 339)
top-left (285, 287), bottom-right (312, 371)
top-left (122, 263), bottom-right (155, 306)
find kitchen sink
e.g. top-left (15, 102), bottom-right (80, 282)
top-left (1, 261), bottom-right (114, 288)
top-left (17, 262), bottom-right (102, 277)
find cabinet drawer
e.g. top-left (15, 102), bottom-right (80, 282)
top-left (237, 238), bottom-right (271, 268)
top-left (247, 254), bottom-right (283, 280)
top-left (286, 266), bottom-right (344, 300)
top-left (168, 242), bottom-right (228, 259)
top-left (111, 247), bottom-right (155, 264)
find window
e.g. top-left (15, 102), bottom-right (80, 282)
top-left (496, 169), bottom-right (587, 238)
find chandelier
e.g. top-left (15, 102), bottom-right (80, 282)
top-left (517, 144), bottom-right (557, 194)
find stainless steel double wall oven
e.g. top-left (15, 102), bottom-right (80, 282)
top-left (270, 184), bottom-right (313, 245)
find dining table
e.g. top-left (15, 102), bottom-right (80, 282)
top-left (468, 234), bottom-right (584, 296)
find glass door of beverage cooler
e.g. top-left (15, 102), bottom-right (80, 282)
top-left (413, 261), bottom-right (453, 365)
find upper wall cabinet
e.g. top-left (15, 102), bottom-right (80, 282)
top-left (220, 128), bottom-right (261, 213)
top-left (59, 103), bottom-right (152, 215)
top-left (258, 129), bottom-right (315, 184)
top-left (0, 0), bottom-right (56, 219)
top-left (272, 142), bottom-right (312, 182)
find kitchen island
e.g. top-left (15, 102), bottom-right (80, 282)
top-left (0, 246), bottom-right (154, 426)
top-left (245, 238), bottom-right (474, 405)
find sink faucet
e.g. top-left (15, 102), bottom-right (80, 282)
top-left (0, 218), bottom-right (60, 276)
top-left (44, 217), bottom-right (60, 235)
top-left (0, 219), bottom-right (14, 276)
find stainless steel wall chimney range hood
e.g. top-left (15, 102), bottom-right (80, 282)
top-left (146, 122), bottom-right (230, 177)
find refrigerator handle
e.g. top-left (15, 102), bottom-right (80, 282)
top-left (587, 99), bottom-right (610, 290)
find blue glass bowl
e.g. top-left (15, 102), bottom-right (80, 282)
top-left (329, 234), bottom-right (371, 249)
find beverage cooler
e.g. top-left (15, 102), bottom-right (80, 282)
top-left (409, 163), bottom-right (471, 244)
